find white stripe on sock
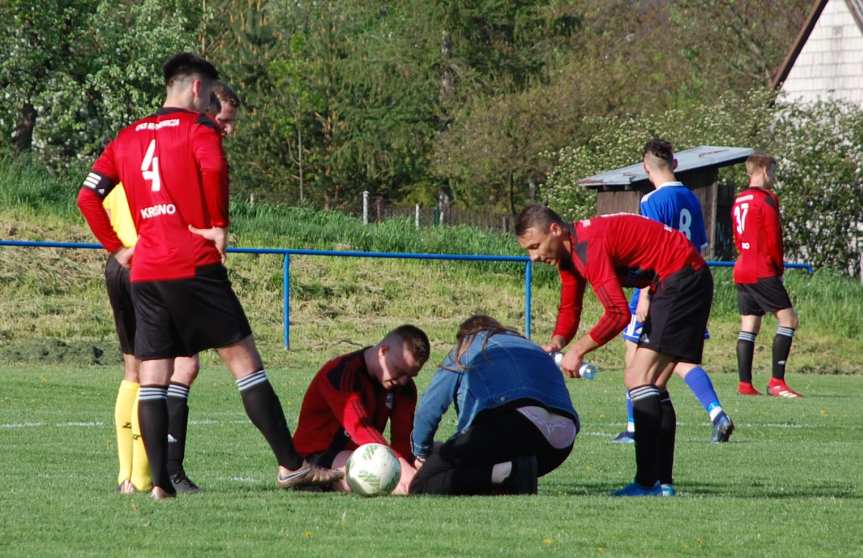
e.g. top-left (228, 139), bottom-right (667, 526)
top-left (236, 370), bottom-right (268, 392)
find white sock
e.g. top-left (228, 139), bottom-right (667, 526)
top-left (491, 461), bottom-right (512, 484)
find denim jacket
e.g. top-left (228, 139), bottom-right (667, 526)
top-left (411, 331), bottom-right (578, 459)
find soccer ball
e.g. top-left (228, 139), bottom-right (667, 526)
top-left (345, 443), bottom-right (401, 496)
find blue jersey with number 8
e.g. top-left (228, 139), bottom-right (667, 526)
top-left (639, 182), bottom-right (708, 252)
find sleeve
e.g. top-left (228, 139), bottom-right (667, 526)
top-left (317, 366), bottom-right (389, 448)
top-left (389, 382), bottom-right (417, 461)
top-left (551, 264), bottom-right (586, 344)
top-left (411, 356), bottom-right (460, 459)
top-left (585, 250), bottom-right (631, 346)
top-left (77, 142), bottom-right (124, 253)
top-left (764, 193), bottom-right (784, 274)
top-left (192, 118), bottom-right (230, 228)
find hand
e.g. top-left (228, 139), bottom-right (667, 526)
top-left (541, 335), bottom-right (565, 353)
top-left (413, 456), bottom-right (425, 470)
top-left (392, 458), bottom-right (417, 495)
top-left (635, 293), bottom-right (650, 322)
top-left (113, 246), bottom-right (134, 269)
top-left (188, 224), bottom-right (228, 263)
top-left (560, 350), bottom-right (584, 379)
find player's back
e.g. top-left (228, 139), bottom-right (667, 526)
top-left (99, 108), bottom-right (227, 282)
top-left (640, 183), bottom-right (708, 252)
top-left (731, 187), bottom-right (782, 283)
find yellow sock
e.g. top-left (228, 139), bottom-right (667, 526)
top-left (130, 395), bottom-right (153, 491)
top-left (114, 380), bottom-right (138, 486)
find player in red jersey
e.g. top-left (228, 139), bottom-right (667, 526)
top-left (292, 325), bottom-right (430, 494)
top-left (78, 53), bottom-right (341, 499)
top-left (517, 205), bottom-right (714, 496)
top-left (732, 154), bottom-right (802, 398)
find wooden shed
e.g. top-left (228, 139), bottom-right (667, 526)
top-left (576, 145), bottom-right (753, 259)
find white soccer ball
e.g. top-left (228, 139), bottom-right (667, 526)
top-left (346, 443), bottom-right (401, 497)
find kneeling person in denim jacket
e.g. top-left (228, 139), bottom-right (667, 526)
top-left (410, 315), bottom-right (579, 495)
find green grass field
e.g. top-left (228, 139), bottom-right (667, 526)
top-left (2, 363), bottom-right (861, 557)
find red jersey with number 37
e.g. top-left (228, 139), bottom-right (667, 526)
top-left (553, 213), bottom-right (704, 346)
top-left (77, 108), bottom-right (229, 282)
top-left (731, 187), bottom-right (783, 285)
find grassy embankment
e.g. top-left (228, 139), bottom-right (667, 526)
top-left (1, 155), bottom-right (862, 375)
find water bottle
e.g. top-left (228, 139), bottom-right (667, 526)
top-left (550, 352), bottom-right (598, 380)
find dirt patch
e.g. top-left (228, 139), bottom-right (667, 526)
top-left (0, 338), bottom-right (120, 365)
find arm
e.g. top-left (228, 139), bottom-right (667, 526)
top-left (389, 383), bottom-right (417, 462)
top-left (550, 265), bottom-right (586, 350)
top-left (764, 193), bottom-right (784, 274)
top-left (317, 373), bottom-right (390, 449)
top-left (411, 358), bottom-right (460, 459)
top-left (188, 120), bottom-right (230, 260)
top-left (77, 143), bottom-right (124, 254)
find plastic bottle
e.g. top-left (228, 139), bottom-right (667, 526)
top-left (549, 352), bottom-right (598, 380)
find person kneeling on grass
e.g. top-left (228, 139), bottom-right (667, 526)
top-left (291, 325), bottom-right (431, 494)
top-left (409, 315), bottom-right (579, 496)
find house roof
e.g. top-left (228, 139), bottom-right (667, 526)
top-left (577, 146), bottom-right (753, 190)
top-left (772, 0), bottom-right (863, 89)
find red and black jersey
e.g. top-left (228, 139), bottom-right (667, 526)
top-left (293, 349), bottom-right (416, 462)
top-left (77, 108), bottom-right (229, 282)
top-left (731, 187), bottom-right (784, 284)
top-left (553, 213), bottom-right (704, 346)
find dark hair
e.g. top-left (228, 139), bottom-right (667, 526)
top-left (453, 314), bottom-right (521, 366)
top-left (515, 204), bottom-right (566, 237)
top-left (212, 81), bottom-right (241, 108)
top-left (643, 138), bottom-right (674, 166)
top-left (163, 52), bottom-right (219, 87)
top-left (385, 324), bottom-right (430, 365)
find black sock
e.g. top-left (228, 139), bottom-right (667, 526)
top-left (138, 385), bottom-right (175, 494)
top-left (737, 331), bottom-right (757, 383)
top-left (167, 382), bottom-right (190, 477)
top-left (236, 370), bottom-right (303, 470)
top-left (630, 384), bottom-right (661, 487)
top-left (772, 327), bottom-right (795, 381)
top-left (657, 390), bottom-right (676, 486)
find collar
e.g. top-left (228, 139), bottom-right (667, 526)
top-left (656, 181), bottom-right (684, 189)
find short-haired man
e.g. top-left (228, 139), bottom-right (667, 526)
top-left (211, 81), bottom-right (240, 137)
top-left (733, 154), bottom-right (802, 398)
top-left (517, 205), bottom-right (714, 496)
top-left (292, 325), bottom-right (431, 494)
top-left (78, 52), bottom-right (340, 499)
top-left (613, 139), bottom-right (733, 444)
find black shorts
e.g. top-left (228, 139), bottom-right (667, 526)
top-left (104, 256), bottom-right (135, 355)
top-left (736, 277), bottom-right (793, 316)
top-left (639, 265), bottom-right (713, 364)
top-left (130, 264), bottom-right (252, 360)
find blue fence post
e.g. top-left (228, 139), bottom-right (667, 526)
top-left (283, 254), bottom-right (291, 350)
top-left (524, 260), bottom-right (533, 338)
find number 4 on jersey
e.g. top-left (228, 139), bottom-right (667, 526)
top-left (141, 139), bottom-right (161, 192)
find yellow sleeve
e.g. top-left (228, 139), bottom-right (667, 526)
top-left (102, 185), bottom-right (138, 248)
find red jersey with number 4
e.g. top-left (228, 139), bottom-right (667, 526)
top-left (293, 349), bottom-right (416, 462)
top-left (77, 108), bottom-right (229, 282)
top-left (731, 187), bottom-right (783, 285)
top-left (554, 213), bottom-right (705, 346)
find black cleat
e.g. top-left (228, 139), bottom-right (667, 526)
top-left (170, 472), bottom-right (201, 494)
top-left (711, 414), bottom-right (735, 443)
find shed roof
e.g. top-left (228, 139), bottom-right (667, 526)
top-left (577, 145), bottom-right (754, 190)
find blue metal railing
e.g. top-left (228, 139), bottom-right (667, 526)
top-left (0, 239), bottom-right (814, 349)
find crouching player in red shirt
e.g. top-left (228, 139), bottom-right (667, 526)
top-left (517, 205), bottom-right (714, 496)
top-left (292, 325), bottom-right (430, 494)
top-left (732, 154), bottom-right (802, 398)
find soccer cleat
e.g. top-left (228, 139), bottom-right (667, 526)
top-left (501, 455), bottom-right (538, 495)
top-left (277, 461), bottom-right (344, 490)
top-left (117, 479), bottom-right (135, 494)
top-left (768, 381), bottom-right (803, 399)
top-left (738, 381), bottom-right (761, 396)
top-left (170, 472), bottom-right (201, 494)
top-left (655, 482), bottom-right (676, 497)
top-left (711, 413), bottom-right (735, 443)
top-left (611, 481), bottom-right (660, 497)
top-left (612, 431), bottom-right (635, 444)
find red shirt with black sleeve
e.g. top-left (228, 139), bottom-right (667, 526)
top-left (731, 187), bottom-right (784, 284)
top-left (293, 349), bottom-right (416, 462)
top-left (77, 108), bottom-right (229, 282)
top-left (553, 213), bottom-right (705, 346)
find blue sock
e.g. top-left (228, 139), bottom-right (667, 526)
top-left (684, 367), bottom-right (725, 424)
top-left (625, 390), bottom-right (635, 433)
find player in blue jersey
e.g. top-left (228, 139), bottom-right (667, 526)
top-left (613, 139), bottom-right (734, 450)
